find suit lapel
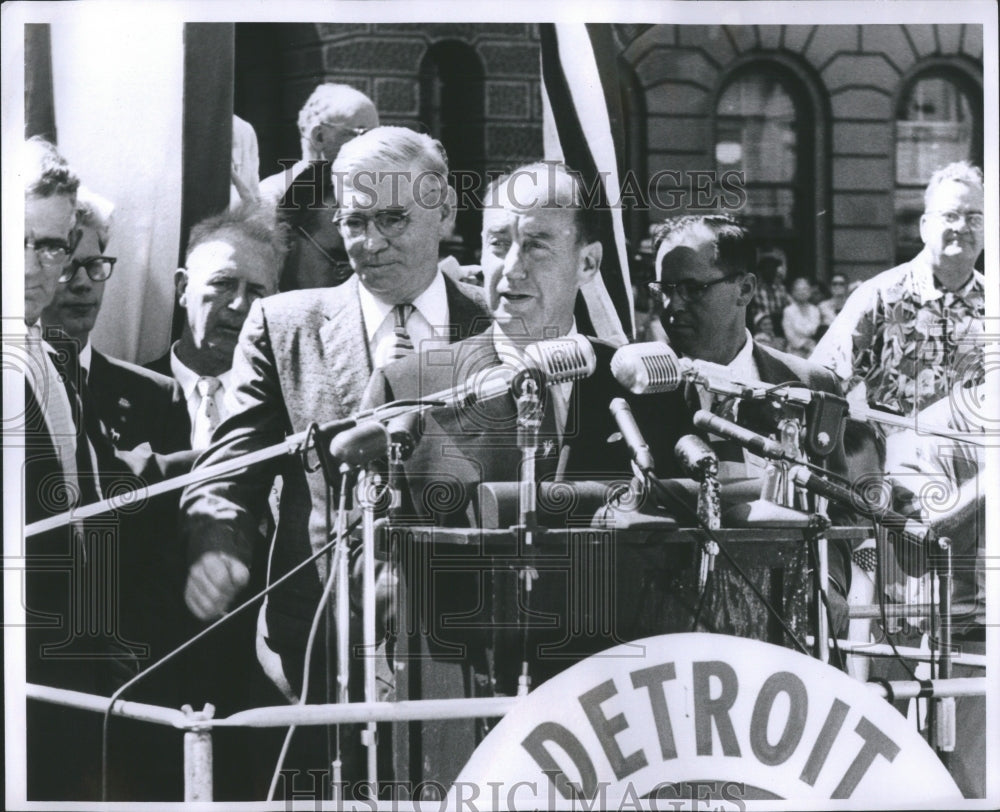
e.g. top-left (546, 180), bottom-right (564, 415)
top-left (318, 278), bottom-right (372, 418)
top-left (443, 275), bottom-right (487, 342)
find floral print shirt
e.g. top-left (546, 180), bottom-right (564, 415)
top-left (811, 252), bottom-right (985, 419)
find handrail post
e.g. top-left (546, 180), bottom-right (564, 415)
top-left (183, 703), bottom-right (215, 802)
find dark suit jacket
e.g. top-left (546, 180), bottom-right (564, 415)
top-left (361, 330), bottom-right (637, 526)
top-left (180, 274), bottom-right (489, 660)
top-left (90, 349), bottom-right (190, 453)
top-left (143, 350), bottom-right (173, 379)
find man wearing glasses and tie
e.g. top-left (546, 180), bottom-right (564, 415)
top-left (180, 127), bottom-right (488, 759)
top-left (40, 187), bottom-right (189, 453)
top-left (628, 214), bottom-right (854, 636)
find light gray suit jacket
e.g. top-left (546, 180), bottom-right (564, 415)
top-left (180, 274), bottom-right (489, 659)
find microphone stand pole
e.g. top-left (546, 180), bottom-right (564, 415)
top-left (514, 371), bottom-right (543, 696)
top-left (356, 459), bottom-right (384, 789)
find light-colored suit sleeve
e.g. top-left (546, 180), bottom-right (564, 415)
top-left (180, 299), bottom-right (287, 568)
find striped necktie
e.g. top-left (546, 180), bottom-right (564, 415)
top-left (376, 303), bottom-right (415, 367)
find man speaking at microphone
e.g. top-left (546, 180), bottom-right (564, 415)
top-left (363, 161), bottom-right (636, 524)
top-left (361, 161), bottom-right (639, 784)
top-left (625, 214), bottom-right (853, 633)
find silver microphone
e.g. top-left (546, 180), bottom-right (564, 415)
top-left (432, 334), bottom-right (599, 410)
top-left (611, 342), bottom-right (810, 401)
top-left (524, 333), bottom-right (597, 383)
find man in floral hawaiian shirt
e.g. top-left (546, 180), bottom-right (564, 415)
top-left (812, 161), bottom-right (985, 420)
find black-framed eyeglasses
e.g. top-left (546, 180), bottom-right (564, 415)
top-left (25, 236), bottom-right (76, 271)
top-left (648, 275), bottom-right (740, 303)
top-left (333, 210), bottom-right (411, 240)
top-left (59, 255), bottom-right (116, 284)
top-left (926, 209), bottom-right (985, 229)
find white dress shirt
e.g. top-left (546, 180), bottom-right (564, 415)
top-left (169, 343), bottom-right (233, 449)
top-left (691, 329), bottom-right (765, 479)
top-left (359, 270), bottom-right (451, 367)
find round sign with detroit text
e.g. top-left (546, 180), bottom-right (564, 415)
top-left (452, 633), bottom-right (960, 809)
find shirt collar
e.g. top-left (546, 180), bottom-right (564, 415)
top-left (358, 268), bottom-right (447, 341)
top-left (727, 329), bottom-right (758, 380)
top-left (910, 250), bottom-right (984, 302)
top-left (169, 342), bottom-right (232, 399)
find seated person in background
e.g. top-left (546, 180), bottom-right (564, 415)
top-left (275, 160), bottom-right (353, 290)
top-left (819, 272), bottom-right (849, 328)
top-left (782, 276), bottom-right (822, 357)
top-left (41, 187), bottom-right (190, 452)
top-left (751, 311), bottom-right (785, 352)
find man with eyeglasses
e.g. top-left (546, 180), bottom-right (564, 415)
top-left (812, 161), bottom-right (985, 421)
top-left (179, 127), bottom-right (488, 776)
top-left (40, 188), bottom-right (189, 453)
top-left (636, 214), bottom-right (846, 476)
top-left (20, 139), bottom-right (198, 801)
top-left (258, 82), bottom-right (379, 206)
top-left (811, 166), bottom-right (987, 799)
top-left (628, 214), bottom-right (854, 635)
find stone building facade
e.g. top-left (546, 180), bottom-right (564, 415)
top-left (235, 22), bottom-right (984, 283)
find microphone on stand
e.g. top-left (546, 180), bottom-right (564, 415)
top-left (329, 422), bottom-right (390, 469)
top-left (674, 434), bottom-right (721, 590)
top-left (609, 397), bottom-right (656, 473)
top-left (611, 342), bottom-right (809, 400)
top-left (790, 466), bottom-right (936, 554)
top-left (692, 410), bottom-right (794, 463)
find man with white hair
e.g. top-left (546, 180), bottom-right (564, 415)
top-left (258, 82), bottom-right (379, 205)
top-left (181, 127), bottom-right (488, 715)
top-left (812, 161), bottom-right (985, 420)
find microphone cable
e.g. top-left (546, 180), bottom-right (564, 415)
top-left (266, 471), bottom-right (351, 801)
top-left (642, 473), bottom-right (812, 658)
top-left (98, 509), bottom-right (361, 802)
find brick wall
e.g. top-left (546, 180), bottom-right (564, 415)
top-left (617, 23), bottom-right (983, 282)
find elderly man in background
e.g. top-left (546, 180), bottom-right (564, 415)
top-left (812, 161), bottom-right (985, 421)
top-left (258, 82), bottom-right (379, 205)
top-left (145, 204), bottom-right (282, 451)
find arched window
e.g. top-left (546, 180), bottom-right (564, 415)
top-left (419, 41), bottom-right (485, 262)
top-left (894, 67), bottom-right (983, 265)
top-left (715, 65), bottom-right (816, 280)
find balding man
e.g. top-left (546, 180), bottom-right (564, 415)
top-left (258, 82), bottom-right (379, 205)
